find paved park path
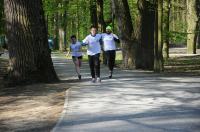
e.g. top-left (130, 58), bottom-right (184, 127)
top-left (51, 53), bottom-right (200, 132)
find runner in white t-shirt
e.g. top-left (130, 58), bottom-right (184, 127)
top-left (69, 35), bottom-right (83, 80)
top-left (102, 26), bottom-right (120, 79)
top-left (82, 26), bottom-right (102, 83)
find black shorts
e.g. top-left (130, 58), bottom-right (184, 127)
top-left (72, 56), bottom-right (83, 59)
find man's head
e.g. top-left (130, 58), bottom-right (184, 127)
top-left (106, 26), bottom-right (112, 34)
top-left (90, 26), bottom-right (97, 36)
top-left (70, 35), bottom-right (77, 44)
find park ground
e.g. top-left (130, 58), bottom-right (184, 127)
top-left (0, 48), bottom-right (200, 131)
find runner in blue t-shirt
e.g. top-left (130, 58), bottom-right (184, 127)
top-left (69, 35), bottom-right (83, 80)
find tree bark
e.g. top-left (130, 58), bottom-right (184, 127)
top-left (162, 0), bottom-right (171, 59)
top-left (97, 0), bottom-right (106, 32)
top-left (97, 0), bottom-right (107, 65)
top-left (0, 0), bottom-right (4, 35)
top-left (195, 0), bottom-right (200, 48)
top-left (63, 10), bottom-right (67, 51)
top-left (154, 0), bottom-right (164, 72)
top-left (135, 0), bottom-right (155, 70)
top-left (90, 0), bottom-right (98, 27)
top-left (54, 12), bottom-right (59, 50)
top-left (112, 0), bottom-right (135, 69)
top-left (186, 0), bottom-right (198, 54)
top-left (4, 0), bottom-right (58, 86)
top-left (59, 28), bottom-right (64, 51)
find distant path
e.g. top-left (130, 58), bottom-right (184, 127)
top-left (52, 53), bottom-right (200, 132)
top-left (169, 48), bottom-right (200, 56)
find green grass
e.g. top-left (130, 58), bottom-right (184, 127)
top-left (115, 51), bottom-right (123, 66)
top-left (53, 51), bottom-right (200, 75)
top-left (58, 50), bottom-right (123, 64)
top-left (164, 55), bottom-right (200, 74)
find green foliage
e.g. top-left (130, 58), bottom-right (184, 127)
top-left (168, 31), bottom-right (187, 44)
top-left (43, 0), bottom-right (91, 47)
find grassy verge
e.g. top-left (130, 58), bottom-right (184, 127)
top-left (164, 55), bottom-right (200, 74)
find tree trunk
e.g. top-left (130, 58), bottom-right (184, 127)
top-left (76, 0), bottom-right (80, 39)
top-left (0, 0), bottom-right (4, 35)
top-left (54, 12), bottom-right (59, 50)
top-left (154, 0), bottom-right (164, 72)
top-left (90, 0), bottom-right (98, 27)
top-left (112, 0), bottom-right (135, 69)
top-left (195, 0), bottom-right (200, 48)
top-left (111, 0), bottom-right (115, 32)
top-left (186, 0), bottom-right (198, 54)
top-left (63, 10), bottom-right (67, 51)
top-left (4, 0), bottom-right (58, 86)
top-left (135, 0), bottom-right (155, 70)
top-left (59, 28), bottom-right (64, 51)
top-left (162, 0), bottom-right (171, 59)
top-left (97, 0), bottom-right (107, 65)
top-left (97, 0), bottom-right (106, 32)
top-left (197, 18), bottom-right (200, 48)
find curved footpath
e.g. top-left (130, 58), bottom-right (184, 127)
top-left (51, 53), bottom-right (200, 132)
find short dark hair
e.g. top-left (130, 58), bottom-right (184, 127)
top-left (90, 25), bottom-right (97, 29)
top-left (70, 35), bottom-right (76, 39)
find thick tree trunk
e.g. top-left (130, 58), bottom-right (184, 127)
top-left (4, 0), bottom-right (58, 85)
top-left (154, 0), bottom-right (164, 72)
top-left (186, 0), bottom-right (198, 54)
top-left (136, 0), bottom-right (155, 70)
top-left (112, 0), bottom-right (135, 68)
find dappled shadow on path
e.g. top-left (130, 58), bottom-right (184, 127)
top-left (51, 53), bottom-right (200, 131)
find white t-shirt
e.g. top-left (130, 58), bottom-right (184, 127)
top-left (102, 33), bottom-right (119, 51)
top-left (70, 42), bottom-right (82, 57)
top-left (82, 34), bottom-right (102, 55)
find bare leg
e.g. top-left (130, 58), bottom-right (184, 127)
top-left (73, 58), bottom-right (81, 76)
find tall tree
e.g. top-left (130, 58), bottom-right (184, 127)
top-left (195, 0), bottom-right (200, 48)
top-left (97, 0), bottom-right (106, 32)
top-left (135, 0), bottom-right (155, 70)
top-left (63, 1), bottom-right (68, 51)
top-left (0, 0), bottom-right (4, 35)
top-left (154, 0), bottom-right (164, 72)
top-left (162, 0), bottom-right (171, 59)
top-left (112, 0), bottom-right (135, 68)
top-left (186, 0), bottom-right (198, 54)
top-left (97, 0), bottom-right (107, 64)
top-left (4, 0), bottom-right (58, 85)
top-left (90, 0), bottom-right (98, 27)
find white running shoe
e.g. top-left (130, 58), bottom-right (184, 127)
top-left (96, 77), bottom-right (101, 83)
top-left (91, 78), bottom-right (96, 83)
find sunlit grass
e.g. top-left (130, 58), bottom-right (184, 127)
top-left (164, 55), bottom-right (200, 74)
top-left (55, 50), bottom-right (123, 65)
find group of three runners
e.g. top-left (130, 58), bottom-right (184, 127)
top-left (69, 25), bottom-right (120, 83)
